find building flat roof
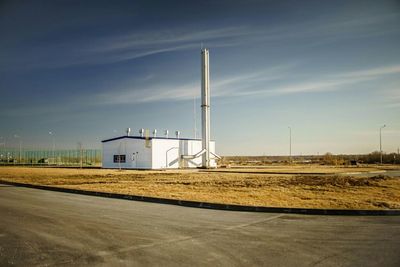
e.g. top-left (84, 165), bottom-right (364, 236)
top-left (101, 136), bottom-right (203, 143)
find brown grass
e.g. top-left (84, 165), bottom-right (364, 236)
top-left (0, 166), bottom-right (399, 210)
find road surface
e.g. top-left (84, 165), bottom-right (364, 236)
top-left (0, 185), bottom-right (399, 266)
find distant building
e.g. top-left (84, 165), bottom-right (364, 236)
top-left (101, 135), bottom-right (217, 169)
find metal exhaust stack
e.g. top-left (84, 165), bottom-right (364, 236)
top-left (180, 49), bottom-right (220, 167)
top-left (201, 48), bottom-right (210, 168)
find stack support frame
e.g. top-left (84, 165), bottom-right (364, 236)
top-left (201, 49), bottom-right (210, 168)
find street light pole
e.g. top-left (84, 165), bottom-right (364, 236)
top-left (19, 140), bottom-right (22, 164)
top-left (0, 137), bottom-right (5, 165)
top-left (49, 131), bottom-right (55, 165)
top-left (14, 134), bottom-right (22, 164)
top-left (288, 126), bottom-right (292, 164)
top-left (380, 125), bottom-right (386, 164)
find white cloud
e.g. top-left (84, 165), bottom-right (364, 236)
top-left (91, 63), bottom-right (400, 105)
top-left (242, 64), bottom-right (400, 97)
top-left (3, 9), bottom-right (399, 71)
top-left (93, 63), bottom-right (299, 105)
top-left (0, 26), bottom-right (251, 70)
top-left (96, 82), bottom-right (198, 105)
top-left (380, 87), bottom-right (400, 109)
top-left (91, 27), bottom-right (249, 53)
top-left (336, 65), bottom-right (400, 78)
top-left (77, 13), bottom-right (399, 67)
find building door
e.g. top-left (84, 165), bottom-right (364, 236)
top-left (131, 152), bottom-right (137, 168)
top-left (131, 152), bottom-right (139, 168)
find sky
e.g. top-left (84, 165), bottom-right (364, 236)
top-left (0, 0), bottom-right (399, 155)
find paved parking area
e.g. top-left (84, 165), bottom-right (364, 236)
top-left (1, 184), bottom-right (399, 266)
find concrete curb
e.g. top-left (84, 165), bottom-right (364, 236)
top-left (1, 180), bottom-right (400, 216)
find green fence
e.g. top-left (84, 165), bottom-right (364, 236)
top-left (0, 148), bottom-right (102, 167)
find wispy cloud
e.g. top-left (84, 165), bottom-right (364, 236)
top-left (2, 9), bottom-right (398, 71)
top-left (95, 82), bottom-right (198, 105)
top-left (91, 27), bottom-right (249, 53)
top-left (87, 12), bottom-right (399, 66)
top-left (211, 64), bottom-right (296, 97)
top-left (380, 87), bottom-right (400, 109)
top-left (91, 63), bottom-right (400, 105)
top-left (285, 64), bottom-right (400, 92)
top-left (207, 63), bottom-right (400, 100)
top-left (268, 77), bottom-right (370, 95)
top-left (235, 12), bottom-right (400, 47)
top-left (3, 62), bottom-right (393, 119)
top-left (92, 63), bottom-right (296, 105)
top-left (337, 65), bottom-right (400, 78)
top-left (0, 26), bottom-right (251, 70)
top-left (70, 26), bottom-right (254, 66)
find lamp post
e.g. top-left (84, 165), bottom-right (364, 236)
top-left (380, 125), bottom-right (386, 164)
top-left (194, 96), bottom-right (197, 139)
top-left (0, 136), bottom-right (5, 165)
top-left (14, 134), bottom-right (22, 164)
top-left (49, 131), bottom-right (55, 165)
top-left (288, 126), bottom-right (292, 164)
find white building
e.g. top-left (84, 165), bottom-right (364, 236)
top-left (102, 48), bottom-right (219, 169)
top-left (102, 135), bottom-right (217, 169)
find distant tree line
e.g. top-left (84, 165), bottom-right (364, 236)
top-left (325, 151), bottom-right (399, 165)
top-left (220, 151), bottom-right (400, 165)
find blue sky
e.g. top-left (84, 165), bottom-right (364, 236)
top-left (0, 0), bottom-right (399, 155)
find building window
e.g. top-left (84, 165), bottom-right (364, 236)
top-left (113, 155), bottom-right (126, 163)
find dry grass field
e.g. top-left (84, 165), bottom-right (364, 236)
top-left (206, 165), bottom-right (385, 174)
top-left (0, 166), bottom-right (399, 210)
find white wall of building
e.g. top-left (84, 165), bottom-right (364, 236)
top-left (102, 137), bottom-right (217, 169)
top-left (102, 137), bottom-right (152, 169)
top-left (151, 138), bottom-right (180, 169)
top-left (209, 141), bottom-right (217, 168)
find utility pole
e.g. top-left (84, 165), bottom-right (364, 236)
top-left (288, 126), bottom-right (292, 164)
top-left (19, 139), bottom-right (22, 164)
top-left (0, 136), bottom-right (5, 165)
top-left (379, 124), bottom-right (386, 164)
top-left (194, 96), bottom-right (197, 139)
top-left (78, 142), bottom-right (83, 169)
top-left (49, 131), bottom-right (55, 165)
top-left (13, 134), bottom-right (22, 165)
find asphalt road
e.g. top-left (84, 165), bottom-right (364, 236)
top-left (1, 185), bottom-right (399, 266)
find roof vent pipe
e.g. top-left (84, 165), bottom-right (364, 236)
top-left (139, 128), bottom-right (144, 137)
top-left (126, 128), bottom-right (131, 136)
top-left (175, 131), bottom-right (180, 139)
top-left (153, 129), bottom-right (157, 137)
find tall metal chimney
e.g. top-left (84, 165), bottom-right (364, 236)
top-left (201, 48), bottom-right (210, 168)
